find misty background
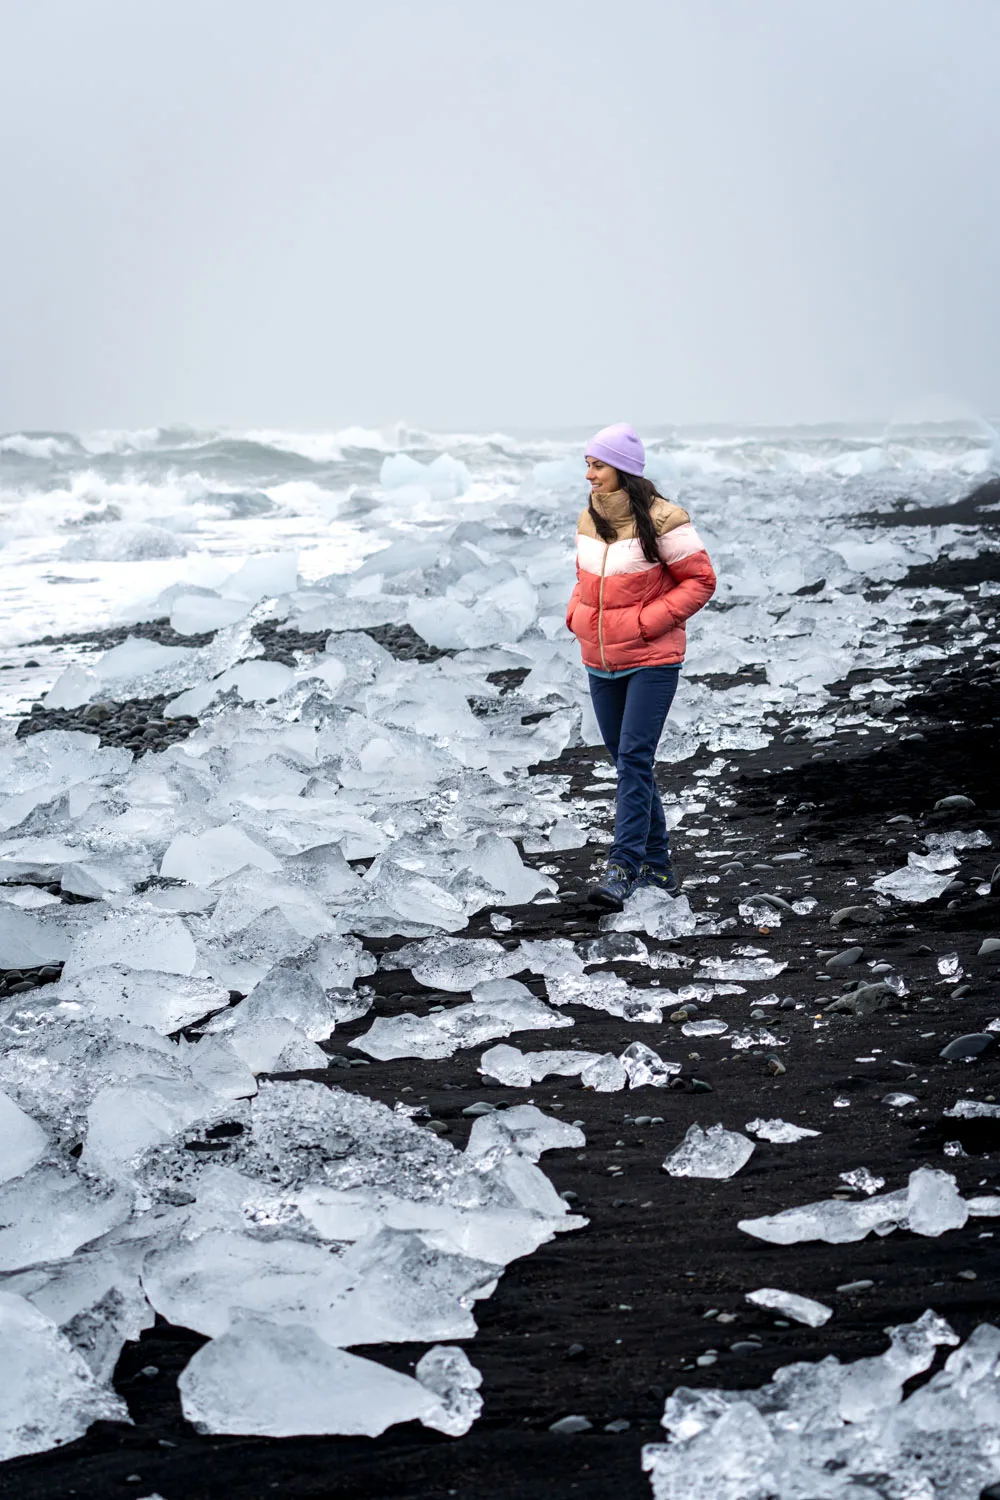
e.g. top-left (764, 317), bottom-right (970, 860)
top-left (1, 0), bottom-right (997, 434)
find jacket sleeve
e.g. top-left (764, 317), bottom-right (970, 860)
top-left (639, 525), bottom-right (716, 639)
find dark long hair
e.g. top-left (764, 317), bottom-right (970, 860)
top-left (588, 470), bottom-right (665, 564)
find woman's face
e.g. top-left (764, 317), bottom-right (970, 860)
top-left (586, 456), bottom-right (619, 499)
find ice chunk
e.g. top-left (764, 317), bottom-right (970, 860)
top-left (222, 552), bottom-right (299, 602)
top-left (160, 825), bottom-right (282, 885)
top-left (906, 1166), bottom-right (968, 1236)
top-left (205, 969), bottom-right (346, 1043)
top-left (839, 1166), bottom-right (885, 1195)
top-left (62, 911), bottom-right (197, 979)
top-left (744, 1118), bottom-right (820, 1143)
top-left (873, 855), bottom-right (955, 903)
top-left (580, 1053), bottom-right (628, 1091)
top-left (696, 954), bottom-right (787, 981)
top-left (620, 1041), bottom-right (682, 1088)
top-left (177, 1315), bottom-right (457, 1437)
top-left (478, 1044), bottom-right (602, 1087)
top-left (3, 1247), bottom-right (154, 1383)
top-left (681, 1018), bottom-right (728, 1037)
top-left (392, 937), bottom-right (525, 993)
top-left (413, 1345), bottom-right (482, 1437)
top-left (517, 938), bottom-right (586, 977)
top-left (0, 1167), bottom-right (131, 1272)
top-left (167, 660), bottom-right (295, 717)
top-left (351, 1013), bottom-right (457, 1061)
top-left (0, 907), bottom-right (72, 969)
top-left (171, 593), bottom-right (251, 635)
top-left (0, 1091), bottom-right (48, 1185)
top-left (0, 1291), bottom-right (128, 1460)
top-left (945, 1099), bottom-right (1000, 1119)
top-left (601, 889), bottom-right (699, 940)
top-left (55, 966), bottom-right (229, 1033)
top-left (546, 971), bottom-right (665, 1022)
top-left (223, 1017), bottom-right (328, 1074)
top-left (745, 1287), bottom-right (832, 1326)
top-left (663, 1124), bottom-right (755, 1179)
top-left (352, 992), bottom-right (571, 1060)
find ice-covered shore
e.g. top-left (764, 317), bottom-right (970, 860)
top-left (0, 424), bottom-right (998, 1482)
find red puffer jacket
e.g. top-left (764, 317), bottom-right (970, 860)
top-left (564, 491), bottom-right (716, 671)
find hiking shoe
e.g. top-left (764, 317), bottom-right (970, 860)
top-left (589, 861), bottom-right (637, 911)
top-left (637, 862), bottom-right (681, 897)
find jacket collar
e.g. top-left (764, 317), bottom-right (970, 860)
top-left (593, 489), bottom-right (634, 534)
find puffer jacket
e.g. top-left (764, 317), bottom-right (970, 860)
top-left (565, 491), bottom-right (716, 670)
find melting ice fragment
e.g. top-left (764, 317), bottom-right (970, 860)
top-left (599, 889), bottom-right (699, 940)
top-left (0, 1291), bottom-right (129, 1460)
top-left (389, 937), bottom-right (525, 993)
top-left (662, 1124), bottom-right (755, 1180)
top-left (641, 1311), bottom-right (991, 1500)
top-left (160, 825), bottom-right (282, 886)
top-left (839, 1167), bottom-right (885, 1195)
top-left (479, 1044), bottom-right (603, 1087)
top-left (0, 1091), bottom-right (48, 1185)
top-left (580, 1054), bottom-right (629, 1092)
top-left (745, 1288), bottom-right (832, 1326)
top-left (739, 1167), bottom-right (969, 1244)
top-left (620, 1041), bottom-right (681, 1088)
top-left (744, 1118), bottom-right (820, 1143)
top-left (872, 855), bottom-right (955, 903)
top-left (55, 966), bottom-right (230, 1033)
top-left (62, 911), bottom-right (197, 979)
top-left (177, 1316), bottom-right (476, 1437)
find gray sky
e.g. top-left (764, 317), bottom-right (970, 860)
top-left (1, 0), bottom-right (998, 433)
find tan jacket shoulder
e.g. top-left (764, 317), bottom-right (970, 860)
top-left (576, 496), bottom-right (689, 541)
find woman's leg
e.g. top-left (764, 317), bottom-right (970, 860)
top-left (612, 667), bottom-right (679, 873)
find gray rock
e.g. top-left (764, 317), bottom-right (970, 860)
top-left (886, 814), bottom-right (913, 825)
top-left (766, 1056), bottom-right (786, 1076)
top-left (566, 1343), bottom-right (586, 1358)
top-left (604, 1418), bottom-right (631, 1433)
top-left (824, 981), bottom-right (899, 1017)
top-left (549, 1414), bottom-right (592, 1434)
top-left (829, 906), bottom-right (884, 928)
top-left (940, 1033), bottom-right (995, 1061)
top-left (730, 1340), bottom-right (763, 1354)
top-left (462, 1101), bottom-right (497, 1116)
top-left (826, 946), bottom-right (864, 970)
top-left (424, 1119), bottom-right (450, 1135)
top-left (933, 794), bottom-right (976, 811)
top-left (755, 893), bottom-right (797, 914)
top-left (836, 1279), bottom-right (874, 1293)
top-left (978, 938), bottom-right (1000, 957)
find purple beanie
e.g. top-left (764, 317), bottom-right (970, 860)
top-left (585, 422), bottom-right (645, 477)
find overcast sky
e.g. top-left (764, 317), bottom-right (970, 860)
top-left (1, 0), bottom-right (997, 433)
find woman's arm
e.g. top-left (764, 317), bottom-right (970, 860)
top-left (639, 525), bottom-right (716, 637)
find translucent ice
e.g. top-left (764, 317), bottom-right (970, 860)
top-left (0, 1167), bottom-right (132, 1272)
top-left (205, 968), bottom-right (346, 1043)
top-left (744, 1118), bottom-right (820, 1143)
top-left (546, 971), bottom-right (665, 1022)
top-left (839, 1167), bottom-right (885, 1195)
top-left (479, 1044), bottom-right (603, 1087)
top-left (55, 966), bottom-right (230, 1033)
top-left (745, 1287), bottom-right (832, 1326)
top-left (177, 1315), bottom-right (463, 1437)
top-left (412, 1344), bottom-right (483, 1437)
top-left (0, 1091), bottom-right (48, 1185)
top-left (62, 911), bottom-right (197, 979)
top-left (873, 855), bottom-right (956, 903)
top-left (0, 907), bottom-right (72, 969)
top-left (390, 937), bottom-right (525, 993)
top-left (601, 889), bottom-right (699, 940)
top-left (905, 1166), bottom-right (968, 1236)
top-left (580, 1053), bottom-right (629, 1091)
top-left (0, 1291), bottom-right (129, 1460)
top-left (620, 1041), bottom-right (682, 1088)
top-left (352, 992), bottom-right (571, 1060)
top-left (663, 1124), bottom-right (755, 1180)
top-left (160, 825), bottom-right (282, 885)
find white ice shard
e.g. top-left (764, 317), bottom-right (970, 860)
top-left (0, 1291), bottom-right (129, 1460)
top-left (352, 991), bottom-right (571, 1061)
top-left (0, 1167), bottom-right (132, 1272)
top-left (620, 1041), bottom-right (682, 1089)
top-left (0, 907), bottom-right (72, 969)
top-left (413, 1344), bottom-right (483, 1437)
top-left (696, 954), bottom-right (788, 981)
top-left (601, 889), bottom-right (699, 940)
top-left (580, 1053), bottom-right (629, 1091)
top-left (479, 1043), bottom-right (603, 1087)
top-left (204, 968), bottom-right (346, 1043)
top-left (745, 1287), bottom-right (833, 1326)
top-left (55, 966), bottom-right (230, 1033)
top-left (738, 1167), bottom-right (971, 1245)
top-left (663, 1124), bottom-right (755, 1180)
top-left (905, 1166), bottom-right (968, 1236)
top-left (873, 855), bottom-right (956, 903)
top-left (642, 1312), bottom-right (990, 1500)
top-left (744, 1118), bottom-right (821, 1143)
top-left (62, 911), bottom-right (197, 979)
top-left (0, 1091), bottom-right (48, 1185)
top-left (177, 1315), bottom-right (461, 1437)
top-left (222, 1017), bottom-right (329, 1074)
top-left (546, 970), bottom-right (665, 1022)
top-left (389, 937), bottom-right (525, 992)
top-left (160, 825), bottom-right (282, 885)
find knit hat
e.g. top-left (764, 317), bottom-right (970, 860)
top-left (585, 422), bottom-right (645, 477)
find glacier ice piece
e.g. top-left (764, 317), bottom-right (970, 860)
top-left (620, 1041), bottom-right (681, 1089)
top-left (663, 1124), bottom-right (755, 1180)
top-left (873, 855), bottom-right (956, 903)
top-left (0, 907), bottom-right (72, 969)
top-left (160, 825), bottom-right (282, 886)
top-left (600, 889), bottom-right (699, 940)
top-left (204, 969), bottom-right (346, 1043)
top-left (390, 937), bottom-right (525, 993)
top-left (62, 912), bottom-right (197, 979)
top-left (413, 1344), bottom-right (482, 1437)
top-left (0, 1167), bottom-right (132, 1272)
top-left (0, 1091), bottom-right (48, 1185)
top-left (744, 1118), bottom-right (820, 1143)
top-left (0, 1291), bottom-right (129, 1460)
top-left (905, 1166), bottom-right (968, 1236)
top-left (478, 1044), bottom-right (603, 1087)
top-left (580, 1053), bottom-right (629, 1091)
top-left (839, 1166), bottom-right (885, 1195)
top-left (745, 1287), bottom-right (832, 1326)
top-left (55, 966), bottom-right (229, 1033)
top-left (177, 1315), bottom-right (457, 1437)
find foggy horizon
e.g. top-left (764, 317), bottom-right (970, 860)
top-left (2, 0), bottom-right (998, 434)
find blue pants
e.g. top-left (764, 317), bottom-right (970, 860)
top-left (588, 666), bottom-right (680, 876)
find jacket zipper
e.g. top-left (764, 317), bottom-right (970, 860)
top-left (597, 543), bottom-right (609, 669)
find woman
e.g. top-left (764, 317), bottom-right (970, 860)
top-left (565, 423), bottom-right (716, 910)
